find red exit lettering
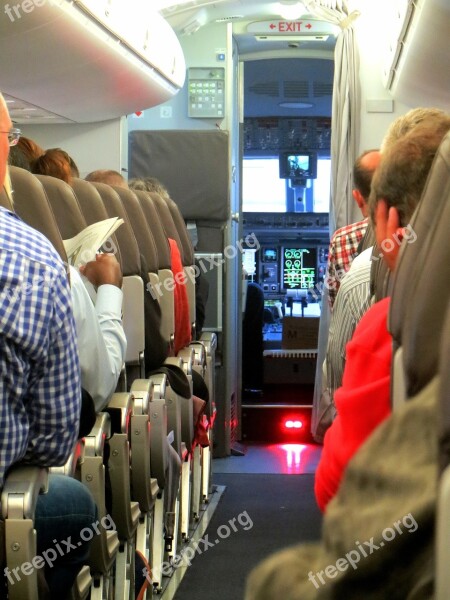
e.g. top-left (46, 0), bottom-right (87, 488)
top-left (279, 21), bottom-right (303, 32)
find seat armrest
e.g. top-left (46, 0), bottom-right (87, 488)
top-left (106, 392), bottom-right (133, 434)
top-left (84, 413), bottom-right (111, 458)
top-left (190, 341), bottom-right (206, 365)
top-left (130, 378), bottom-right (153, 414)
top-left (122, 275), bottom-right (145, 365)
top-left (1, 466), bottom-right (48, 520)
top-left (148, 373), bottom-right (167, 400)
top-left (177, 347), bottom-right (194, 375)
top-left (200, 332), bottom-right (217, 355)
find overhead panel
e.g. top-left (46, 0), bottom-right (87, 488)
top-left (0, 0), bottom-right (186, 123)
top-left (382, 0), bottom-right (450, 109)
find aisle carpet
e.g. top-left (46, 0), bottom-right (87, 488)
top-left (174, 473), bottom-right (322, 600)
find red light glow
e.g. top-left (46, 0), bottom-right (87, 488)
top-left (280, 444), bottom-right (307, 468)
top-left (284, 419), bottom-right (303, 430)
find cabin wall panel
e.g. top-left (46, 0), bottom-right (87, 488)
top-left (21, 119), bottom-right (124, 179)
top-left (355, 0), bottom-right (412, 154)
top-left (127, 23), bottom-right (228, 134)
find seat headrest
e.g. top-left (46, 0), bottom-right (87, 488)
top-left (9, 167), bottom-right (67, 263)
top-left (89, 182), bottom-right (141, 277)
top-left (396, 131), bottom-right (450, 396)
top-left (150, 192), bottom-right (185, 263)
top-left (135, 190), bottom-right (171, 271)
top-left (71, 178), bottom-right (123, 270)
top-left (34, 174), bottom-right (86, 240)
top-left (369, 244), bottom-right (392, 303)
top-left (113, 186), bottom-right (159, 274)
top-left (165, 197), bottom-right (195, 265)
top-left (357, 221), bottom-right (376, 255)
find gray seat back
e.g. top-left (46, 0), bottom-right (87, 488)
top-left (395, 131), bottom-right (450, 398)
top-left (8, 167), bottom-right (68, 263)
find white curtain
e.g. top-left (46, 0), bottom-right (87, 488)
top-left (304, 0), bottom-right (361, 231)
top-left (304, 0), bottom-right (361, 440)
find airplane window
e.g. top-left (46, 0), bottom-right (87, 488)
top-left (242, 158), bottom-right (287, 212)
top-left (242, 156), bottom-right (331, 213)
top-left (312, 158), bottom-right (331, 213)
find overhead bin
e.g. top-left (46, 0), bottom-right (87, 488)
top-left (0, 0), bottom-right (185, 124)
top-left (382, 0), bottom-right (450, 109)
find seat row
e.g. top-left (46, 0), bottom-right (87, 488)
top-left (0, 166), bottom-right (217, 600)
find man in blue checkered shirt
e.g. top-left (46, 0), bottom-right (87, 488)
top-left (0, 93), bottom-right (97, 596)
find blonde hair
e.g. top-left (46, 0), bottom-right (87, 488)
top-left (381, 107), bottom-right (447, 152)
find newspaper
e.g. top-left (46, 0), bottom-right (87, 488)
top-left (63, 217), bottom-right (123, 267)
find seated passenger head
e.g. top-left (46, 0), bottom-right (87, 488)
top-left (128, 176), bottom-right (170, 200)
top-left (370, 113), bottom-right (450, 271)
top-left (85, 169), bottom-right (128, 189)
top-left (381, 107), bottom-right (447, 152)
top-left (352, 149), bottom-right (381, 217)
top-left (16, 135), bottom-right (44, 163)
top-left (31, 148), bottom-right (73, 185)
top-left (8, 145), bottom-right (31, 170)
top-left (47, 147), bottom-right (79, 178)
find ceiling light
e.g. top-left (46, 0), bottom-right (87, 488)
top-left (277, 1), bottom-right (305, 21)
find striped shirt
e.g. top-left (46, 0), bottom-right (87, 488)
top-left (0, 207), bottom-right (80, 487)
top-left (326, 251), bottom-right (373, 399)
top-left (326, 218), bottom-right (368, 308)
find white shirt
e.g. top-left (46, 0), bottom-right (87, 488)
top-left (348, 246), bottom-right (372, 271)
top-left (70, 265), bottom-right (127, 411)
top-left (326, 253), bottom-right (373, 398)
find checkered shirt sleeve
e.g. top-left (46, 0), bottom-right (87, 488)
top-left (0, 208), bottom-right (81, 487)
top-left (326, 218), bottom-right (368, 308)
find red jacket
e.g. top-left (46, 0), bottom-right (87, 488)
top-left (168, 238), bottom-right (191, 355)
top-left (315, 297), bottom-right (392, 512)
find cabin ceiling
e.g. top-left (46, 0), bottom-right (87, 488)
top-left (160, 0), bottom-right (336, 118)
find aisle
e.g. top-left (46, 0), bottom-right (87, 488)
top-left (172, 445), bottom-right (322, 600)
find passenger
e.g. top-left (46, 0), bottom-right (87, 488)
top-left (0, 92), bottom-right (97, 597)
top-left (315, 113), bottom-right (450, 512)
top-left (381, 106), bottom-right (448, 152)
top-left (16, 134), bottom-right (44, 163)
top-left (325, 149), bottom-right (380, 308)
top-left (31, 148), bottom-right (73, 185)
top-left (10, 146), bottom-right (127, 413)
top-left (75, 253), bottom-right (127, 412)
top-left (8, 143), bottom-right (31, 170)
top-left (326, 107), bottom-right (449, 403)
top-left (324, 152), bottom-right (381, 401)
top-left (245, 115), bottom-right (450, 600)
top-left (129, 176), bottom-right (170, 199)
top-left (47, 147), bottom-right (80, 178)
top-left (128, 176), bottom-right (210, 339)
top-left (85, 168), bottom-right (128, 188)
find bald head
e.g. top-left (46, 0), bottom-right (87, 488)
top-left (352, 149), bottom-right (381, 217)
top-left (85, 169), bottom-right (128, 189)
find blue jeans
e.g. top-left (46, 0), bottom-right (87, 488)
top-left (35, 474), bottom-right (97, 598)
